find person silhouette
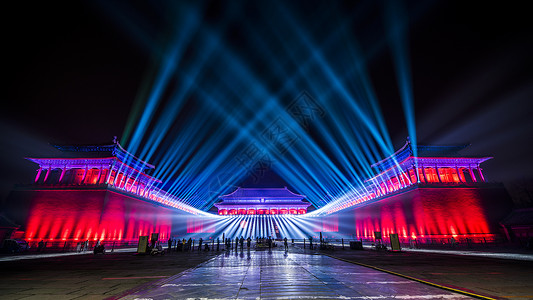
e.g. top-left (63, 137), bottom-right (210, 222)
top-left (38, 240), bottom-right (45, 252)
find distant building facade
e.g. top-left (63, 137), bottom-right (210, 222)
top-left (215, 187), bottom-right (311, 215)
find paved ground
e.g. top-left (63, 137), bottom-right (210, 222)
top-left (116, 249), bottom-right (472, 300)
top-left (0, 245), bottom-right (532, 299)
top-left (399, 247), bottom-right (533, 261)
top-left (0, 248), bottom-right (137, 262)
top-left (323, 247), bottom-right (533, 299)
top-left (0, 249), bottom-right (219, 299)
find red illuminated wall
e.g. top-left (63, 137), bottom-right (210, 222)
top-left (339, 185), bottom-right (512, 240)
top-left (6, 188), bottom-right (173, 243)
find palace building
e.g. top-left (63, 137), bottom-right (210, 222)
top-left (26, 141), bottom-right (198, 214)
top-left (311, 139), bottom-right (513, 242)
top-left (318, 138), bottom-right (494, 215)
top-left (4, 140), bottom-right (202, 244)
top-left (2, 137), bottom-right (514, 245)
top-left (215, 187), bottom-right (311, 215)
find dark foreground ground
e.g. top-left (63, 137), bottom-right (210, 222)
top-left (0, 249), bottom-right (219, 299)
top-left (325, 248), bottom-right (533, 299)
top-left (0, 245), bottom-right (531, 299)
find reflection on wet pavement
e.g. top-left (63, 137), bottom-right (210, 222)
top-left (118, 249), bottom-right (472, 299)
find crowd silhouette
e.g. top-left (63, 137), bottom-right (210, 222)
top-left (163, 236), bottom-right (295, 253)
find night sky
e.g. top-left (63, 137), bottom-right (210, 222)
top-left (2, 1), bottom-right (532, 208)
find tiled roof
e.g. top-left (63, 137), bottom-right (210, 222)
top-left (371, 139), bottom-right (483, 172)
top-left (50, 141), bottom-right (154, 170)
top-left (220, 187), bottom-right (305, 200)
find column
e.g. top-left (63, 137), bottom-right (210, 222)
top-left (413, 165), bottom-right (420, 183)
top-left (375, 179), bottom-right (383, 194)
top-left (401, 170), bottom-right (408, 186)
top-left (406, 171), bottom-right (413, 184)
top-left (131, 178), bottom-right (138, 192)
top-left (124, 176), bottom-right (131, 191)
top-left (34, 167), bottom-right (43, 183)
top-left (395, 172), bottom-right (403, 188)
top-left (381, 177), bottom-right (390, 193)
top-left (81, 166), bottom-right (88, 184)
top-left (387, 176), bottom-right (395, 191)
top-left (43, 166), bottom-right (51, 183)
top-left (135, 180), bottom-right (142, 194)
top-left (372, 180), bottom-right (381, 196)
top-left (477, 166), bottom-right (486, 182)
top-left (113, 172), bottom-right (120, 187)
top-left (455, 165), bottom-right (463, 183)
top-left (96, 166), bottom-right (103, 185)
top-left (120, 174), bottom-right (128, 189)
top-left (105, 167), bottom-right (113, 184)
top-left (142, 185), bottom-right (149, 197)
top-left (142, 183), bottom-right (149, 196)
top-left (135, 178), bottom-right (142, 194)
top-left (469, 166), bottom-right (477, 182)
top-left (145, 185), bottom-right (153, 198)
top-left (387, 175), bottom-right (394, 192)
top-left (388, 175), bottom-right (396, 190)
top-left (125, 175), bottom-right (133, 190)
top-left (59, 167), bottom-right (66, 183)
top-left (421, 165), bottom-right (428, 183)
top-left (402, 171), bottom-right (411, 185)
top-left (82, 168), bottom-right (89, 184)
top-left (435, 165), bottom-right (442, 183)
top-left (135, 181), bottom-right (143, 196)
top-left (129, 179), bottom-right (136, 192)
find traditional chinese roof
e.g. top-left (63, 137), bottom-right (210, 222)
top-left (47, 139), bottom-right (154, 171)
top-left (371, 138), bottom-right (490, 172)
top-left (215, 187), bottom-right (310, 209)
top-left (219, 187), bottom-right (305, 201)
